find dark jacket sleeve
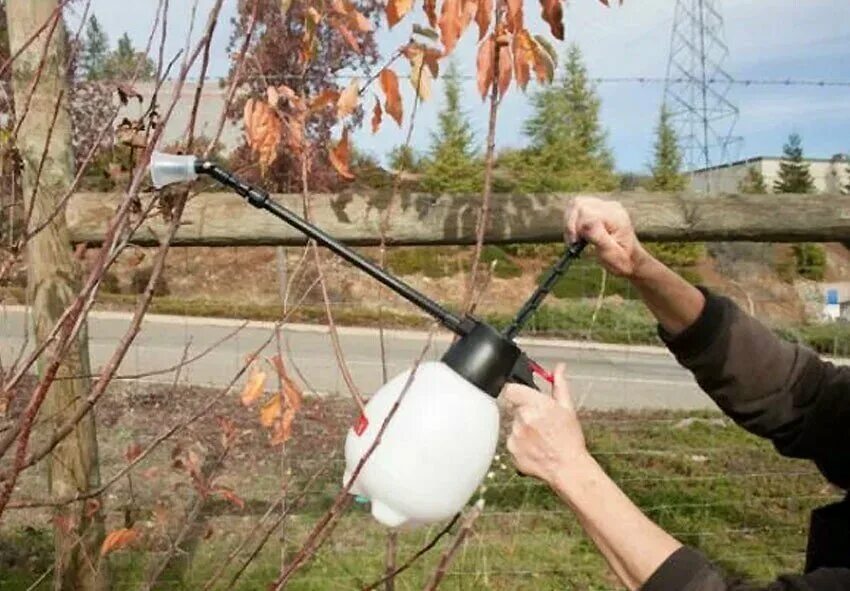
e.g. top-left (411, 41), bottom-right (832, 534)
top-left (660, 288), bottom-right (850, 489)
top-left (642, 547), bottom-right (850, 591)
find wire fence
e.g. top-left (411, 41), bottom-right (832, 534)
top-left (2, 226), bottom-right (848, 589)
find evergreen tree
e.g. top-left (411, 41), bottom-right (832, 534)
top-left (739, 166), bottom-right (768, 194)
top-left (388, 144), bottom-right (420, 173)
top-left (420, 61), bottom-right (482, 193)
top-left (509, 44), bottom-right (617, 192)
top-left (649, 106), bottom-right (685, 191)
top-left (102, 33), bottom-right (156, 81)
top-left (82, 15), bottom-right (108, 80)
top-left (774, 133), bottom-right (814, 193)
top-left (646, 106), bottom-right (702, 267)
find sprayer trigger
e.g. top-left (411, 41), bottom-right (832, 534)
top-left (528, 360), bottom-right (555, 385)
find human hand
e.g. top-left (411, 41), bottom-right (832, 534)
top-left (503, 364), bottom-right (588, 485)
top-left (564, 197), bottom-right (651, 279)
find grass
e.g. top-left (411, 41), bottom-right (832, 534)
top-left (2, 410), bottom-right (837, 590)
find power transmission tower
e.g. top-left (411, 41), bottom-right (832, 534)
top-left (663, 0), bottom-right (741, 188)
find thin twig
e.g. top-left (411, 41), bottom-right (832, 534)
top-left (421, 500), bottom-right (485, 591)
top-left (360, 514), bottom-right (461, 591)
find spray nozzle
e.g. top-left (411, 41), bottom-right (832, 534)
top-left (150, 151), bottom-right (199, 188)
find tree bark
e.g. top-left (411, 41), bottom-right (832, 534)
top-left (6, 1), bottom-right (105, 589)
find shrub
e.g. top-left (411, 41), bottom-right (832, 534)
top-left (386, 247), bottom-right (459, 278)
top-left (501, 242), bottom-right (562, 260)
top-left (130, 267), bottom-right (170, 297)
top-left (792, 243), bottom-right (826, 281)
top-left (481, 246), bottom-right (522, 279)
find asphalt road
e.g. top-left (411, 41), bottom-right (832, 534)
top-left (0, 306), bottom-right (715, 410)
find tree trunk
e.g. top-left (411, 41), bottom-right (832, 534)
top-left (6, 2), bottom-right (105, 589)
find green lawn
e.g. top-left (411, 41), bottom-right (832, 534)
top-left (1, 411), bottom-right (837, 590)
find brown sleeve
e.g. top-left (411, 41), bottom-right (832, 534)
top-left (660, 288), bottom-right (850, 489)
top-left (642, 547), bottom-right (850, 591)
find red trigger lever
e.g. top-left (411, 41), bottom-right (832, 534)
top-left (527, 360), bottom-right (555, 385)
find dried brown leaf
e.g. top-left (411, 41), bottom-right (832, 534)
top-left (100, 528), bottom-right (138, 556)
top-left (506, 0), bottom-right (523, 33)
top-left (371, 98), bottom-right (383, 134)
top-left (243, 99), bottom-right (282, 173)
top-left (439, 0), bottom-right (462, 54)
top-left (386, 0), bottom-right (413, 27)
top-left (498, 43), bottom-right (513, 96)
top-left (380, 69), bottom-right (403, 125)
top-left (424, 0), bottom-right (437, 27)
top-left (476, 36), bottom-right (495, 99)
top-left (337, 78), bottom-right (361, 119)
top-left (476, 0), bottom-right (492, 39)
top-left (540, 0), bottom-right (565, 40)
top-left (329, 128), bottom-right (356, 181)
top-left (240, 364), bottom-right (267, 406)
top-left (260, 394), bottom-right (282, 428)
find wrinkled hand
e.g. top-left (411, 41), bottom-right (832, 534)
top-left (564, 197), bottom-right (649, 278)
top-left (503, 364), bottom-right (588, 485)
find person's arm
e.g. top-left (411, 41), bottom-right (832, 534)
top-left (565, 197), bottom-right (850, 490)
top-left (503, 370), bottom-right (850, 591)
top-left (564, 197), bottom-right (705, 336)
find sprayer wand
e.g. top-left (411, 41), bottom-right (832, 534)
top-left (197, 160), bottom-right (467, 335)
top-left (150, 153), bottom-right (586, 393)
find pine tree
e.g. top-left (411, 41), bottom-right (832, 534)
top-left (774, 133), bottom-right (814, 193)
top-left (420, 61), bottom-right (482, 193)
top-left (739, 166), bottom-right (768, 194)
top-left (649, 106), bottom-right (685, 191)
top-left (82, 15), bottom-right (108, 80)
top-left (510, 44), bottom-right (617, 192)
top-left (646, 106), bottom-right (702, 267)
top-left (102, 32), bottom-right (156, 81)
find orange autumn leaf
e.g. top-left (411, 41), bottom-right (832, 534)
top-left (424, 0), bottom-right (437, 27)
top-left (497, 42), bottom-right (513, 96)
top-left (386, 0), bottom-right (413, 27)
top-left (215, 488), bottom-right (245, 510)
top-left (512, 30), bottom-right (535, 90)
top-left (337, 78), bottom-right (360, 119)
top-left (268, 354), bottom-right (303, 413)
top-left (309, 89), bottom-right (340, 113)
top-left (476, 36), bottom-right (495, 99)
top-left (270, 407), bottom-right (297, 445)
top-left (380, 69), bottom-right (403, 126)
top-left (240, 364), bottom-right (267, 406)
top-left (100, 528), bottom-right (139, 557)
top-left (371, 98), bottom-right (383, 134)
top-left (460, 0), bottom-right (477, 32)
top-left (475, 0), bottom-right (492, 39)
top-left (540, 0), bottom-right (565, 40)
top-left (531, 35), bottom-right (556, 83)
top-left (330, 129), bottom-right (356, 181)
top-left (439, 0), bottom-right (462, 54)
top-left (506, 0), bottom-right (523, 33)
top-left (260, 394), bottom-right (282, 428)
top-left (243, 98), bottom-right (282, 173)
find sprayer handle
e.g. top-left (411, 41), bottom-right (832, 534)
top-left (507, 353), bottom-right (553, 391)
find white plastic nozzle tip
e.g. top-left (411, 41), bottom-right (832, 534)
top-left (150, 151), bottom-right (199, 188)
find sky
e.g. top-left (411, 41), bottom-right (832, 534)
top-left (75, 0), bottom-right (850, 173)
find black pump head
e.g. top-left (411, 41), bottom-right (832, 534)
top-left (441, 321), bottom-right (522, 397)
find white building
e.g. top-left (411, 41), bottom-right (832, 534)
top-left (691, 155), bottom-right (850, 195)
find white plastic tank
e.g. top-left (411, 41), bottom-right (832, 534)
top-left (343, 361), bottom-right (500, 528)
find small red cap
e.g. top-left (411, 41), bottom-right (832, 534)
top-left (528, 360), bottom-right (555, 385)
